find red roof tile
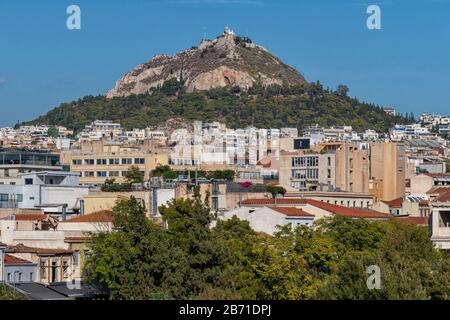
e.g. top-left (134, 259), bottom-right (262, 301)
top-left (4, 254), bottom-right (34, 265)
top-left (12, 214), bottom-right (47, 221)
top-left (382, 197), bottom-right (403, 209)
top-left (268, 206), bottom-right (314, 217)
top-left (435, 190), bottom-right (450, 203)
top-left (394, 216), bottom-right (430, 226)
top-left (425, 173), bottom-right (450, 178)
top-left (64, 236), bottom-right (90, 242)
top-left (305, 199), bottom-right (391, 219)
top-left (62, 210), bottom-right (114, 223)
top-left (243, 198), bottom-right (390, 220)
top-left (242, 198), bottom-right (307, 205)
top-left (6, 244), bottom-right (73, 255)
top-left (426, 187), bottom-right (450, 195)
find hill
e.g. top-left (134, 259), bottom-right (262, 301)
top-left (107, 27), bottom-right (306, 98)
top-left (21, 80), bottom-right (411, 133)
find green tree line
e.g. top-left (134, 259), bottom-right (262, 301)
top-left (84, 195), bottom-right (450, 300)
top-left (20, 81), bottom-right (412, 134)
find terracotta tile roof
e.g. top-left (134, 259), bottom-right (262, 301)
top-left (382, 197), bottom-right (403, 209)
top-left (268, 206), bottom-right (314, 217)
top-left (425, 173), bottom-right (450, 178)
top-left (64, 236), bottom-right (90, 242)
top-left (62, 210), bottom-right (114, 223)
top-left (242, 198), bottom-right (307, 205)
top-left (6, 244), bottom-right (73, 255)
top-left (11, 214), bottom-right (47, 221)
top-left (435, 190), bottom-right (450, 203)
top-left (305, 199), bottom-right (391, 219)
top-left (394, 216), bottom-right (430, 226)
top-left (4, 254), bottom-right (34, 265)
top-left (426, 187), bottom-right (450, 195)
top-left (243, 198), bottom-right (390, 220)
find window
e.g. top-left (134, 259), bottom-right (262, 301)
top-left (18, 273), bottom-right (22, 282)
top-left (327, 157), bottom-right (331, 166)
top-left (121, 158), bottom-right (132, 165)
top-left (7, 273), bottom-right (11, 282)
top-left (25, 178), bottom-right (33, 185)
top-left (30, 272), bottom-right (34, 281)
top-left (16, 194), bottom-right (23, 202)
top-left (72, 159), bottom-right (82, 165)
top-left (84, 159), bottom-right (95, 165)
top-left (97, 159), bottom-right (107, 165)
top-left (0, 194), bottom-right (8, 202)
top-left (62, 260), bottom-right (69, 279)
top-left (84, 172), bottom-right (95, 177)
top-left (109, 158), bottom-right (120, 165)
top-left (40, 260), bottom-right (47, 279)
top-left (109, 171), bottom-right (120, 177)
top-left (97, 171), bottom-right (107, 177)
top-left (134, 158), bottom-right (145, 164)
top-left (73, 251), bottom-right (79, 271)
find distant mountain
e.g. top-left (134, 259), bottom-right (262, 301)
top-left (107, 27), bottom-right (306, 98)
top-left (21, 28), bottom-right (412, 133)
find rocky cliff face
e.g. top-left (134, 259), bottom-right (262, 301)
top-left (107, 28), bottom-right (306, 98)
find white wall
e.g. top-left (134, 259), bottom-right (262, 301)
top-left (220, 207), bottom-right (313, 236)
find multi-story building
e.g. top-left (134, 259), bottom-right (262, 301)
top-left (0, 149), bottom-right (62, 185)
top-left (335, 142), bottom-right (370, 193)
top-left (66, 149), bottom-right (169, 185)
top-left (0, 171), bottom-right (89, 216)
top-left (279, 150), bottom-right (336, 192)
top-left (369, 142), bottom-right (406, 202)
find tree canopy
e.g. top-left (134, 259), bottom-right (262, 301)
top-left (84, 197), bottom-right (449, 300)
top-left (21, 82), bottom-right (412, 134)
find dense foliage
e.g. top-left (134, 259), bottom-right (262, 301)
top-left (0, 283), bottom-right (23, 300)
top-left (151, 165), bottom-right (235, 181)
top-left (21, 82), bottom-right (411, 133)
top-left (84, 196), bottom-right (449, 300)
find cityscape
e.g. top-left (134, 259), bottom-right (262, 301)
top-left (0, 0), bottom-right (449, 309)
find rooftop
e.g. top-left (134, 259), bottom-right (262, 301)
top-left (62, 210), bottom-right (114, 223)
top-left (6, 243), bottom-right (73, 255)
top-left (382, 197), bottom-right (403, 208)
top-left (242, 198), bottom-right (391, 220)
top-left (268, 206), bottom-right (314, 217)
top-left (4, 254), bottom-right (35, 265)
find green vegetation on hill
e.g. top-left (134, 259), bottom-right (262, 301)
top-left (84, 196), bottom-right (450, 300)
top-left (21, 80), bottom-right (411, 133)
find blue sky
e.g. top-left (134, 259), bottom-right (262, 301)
top-left (0, 0), bottom-right (449, 127)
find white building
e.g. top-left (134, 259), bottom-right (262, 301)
top-left (0, 171), bottom-right (89, 215)
top-left (220, 206), bottom-right (314, 235)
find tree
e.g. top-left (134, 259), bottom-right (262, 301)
top-left (47, 126), bottom-right (59, 138)
top-left (336, 84), bottom-right (349, 97)
top-left (124, 166), bottom-right (144, 184)
top-left (0, 284), bottom-right (23, 300)
top-left (265, 185), bottom-right (286, 199)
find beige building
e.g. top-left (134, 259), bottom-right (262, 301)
top-left (411, 173), bottom-right (450, 195)
top-left (63, 146), bottom-right (169, 185)
top-left (279, 150), bottom-right (336, 192)
top-left (335, 142), bottom-right (369, 193)
top-left (369, 142), bottom-right (406, 202)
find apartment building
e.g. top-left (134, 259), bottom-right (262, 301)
top-left (65, 148), bottom-right (169, 185)
top-left (335, 142), bottom-right (370, 193)
top-left (279, 150), bottom-right (336, 192)
top-left (369, 142), bottom-right (406, 202)
top-left (0, 149), bottom-right (62, 185)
